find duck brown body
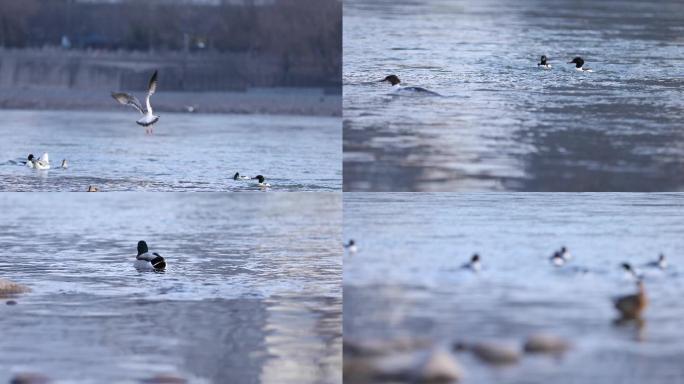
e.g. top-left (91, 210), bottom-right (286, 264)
top-left (614, 281), bottom-right (647, 319)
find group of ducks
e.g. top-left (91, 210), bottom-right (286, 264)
top-left (233, 172), bottom-right (271, 188)
top-left (538, 56), bottom-right (593, 72)
top-left (23, 153), bottom-right (67, 170)
top-left (346, 240), bottom-right (655, 320)
top-left (378, 56), bottom-right (594, 95)
top-left (22, 154), bottom-right (272, 189)
top-left (475, 246), bottom-right (655, 320)
top-left (23, 152), bottom-right (98, 191)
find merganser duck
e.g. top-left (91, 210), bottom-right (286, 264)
top-left (550, 250), bottom-right (565, 267)
top-left (134, 240), bottom-right (166, 271)
top-left (462, 253), bottom-right (481, 272)
top-left (254, 175), bottom-right (270, 188)
top-left (26, 153), bottom-right (50, 170)
top-left (24, 154), bottom-right (34, 168)
top-left (558, 246), bottom-right (571, 260)
top-left (112, 70), bottom-right (160, 134)
top-left (379, 75), bottom-right (441, 96)
top-left (61, 159), bottom-right (68, 169)
top-left (87, 185), bottom-right (99, 192)
top-left (645, 253), bottom-right (667, 270)
top-left (538, 55), bottom-right (551, 69)
top-left (568, 57), bottom-right (593, 72)
top-left (621, 262), bottom-right (642, 280)
top-left (344, 239), bottom-right (358, 254)
top-left (233, 172), bottom-right (250, 181)
top-left (614, 280), bottom-right (647, 319)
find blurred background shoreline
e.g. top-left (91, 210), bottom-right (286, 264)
top-left (0, 0), bottom-right (341, 116)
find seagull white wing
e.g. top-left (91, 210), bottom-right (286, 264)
top-left (145, 70), bottom-right (158, 114)
top-left (112, 92), bottom-right (144, 114)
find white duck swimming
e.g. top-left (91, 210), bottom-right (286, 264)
top-left (462, 253), bottom-right (482, 272)
top-left (26, 153), bottom-right (50, 170)
top-left (344, 239), bottom-right (358, 254)
top-left (134, 240), bottom-right (166, 271)
top-left (254, 175), bottom-right (270, 188)
top-left (538, 55), bottom-right (552, 69)
top-left (233, 172), bottom-right (251, 181)
top-left (645, 253), bottom-right (667, 270)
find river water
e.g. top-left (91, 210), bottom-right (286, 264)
top-left (0, 193), bottom-right (342, 384)
top-left (344, 0), bottom-right (684, 191)
top-left (0, 110), bottom-right (341, 192)
top-left (344, 193), bottom-right (684, 383)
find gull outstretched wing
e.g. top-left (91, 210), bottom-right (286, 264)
top-left (111, 92), bottom-right (144, 114)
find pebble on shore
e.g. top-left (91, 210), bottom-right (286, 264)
top-left (455, 341), bottom-right (521, 365)
top-left (0, 278), bottom-right (30, 298)
top-left (523, 333), bottom-right (570, 355)
top-left (344, 337), bottom-right (433, 357)
top-left (345, 343), bottom-right (463, 383)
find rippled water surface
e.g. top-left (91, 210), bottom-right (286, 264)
top-left (0, 110), bottom-right (341, 191)
top-left (345, 193), bottom-right (684, 383)
top-left (344, 0), bottom-right (684, 191)
top-left (0, 193), bottom-right (341, 384)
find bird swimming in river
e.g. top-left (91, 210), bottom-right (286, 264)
top-left (621, 262), bottom-right (641, 280)
top-left (550, 251), bottom-right (565, 266)
top-left (568, 57), bottom-right (593, 72)
top-left (379, 75), bottom-right (441, 96)
top-left (614, 280), bottom-right (647, 319)
top-left (538, 55), bottom-right (551, 69)
top-left (253, 175), bottom-right (270, 188)
top-left (233, 172), bottom-right (251, 181)
top-left (344, 239), bottom-right (358, 254)
top-left (134, 240), bottom-right (166, 271)
top-left (112, 70), bottom-right (160, 134)
top-left (462, 253), bottom-right (481, 272)
top-left (25, 153), bottom-right (50, 170)
top-left (645, 253), bottom-right (667, 270)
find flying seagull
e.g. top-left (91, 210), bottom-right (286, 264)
top-left (112, 70), bottom-right (159, 134)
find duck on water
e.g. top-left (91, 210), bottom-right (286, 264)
top-left (379, 75), bottom-right (442, 96)
top-left (134, 240), bottom-right (166, 271)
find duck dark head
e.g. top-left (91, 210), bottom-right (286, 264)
top-left (539, 55), bottom-right (548, 65)
top-left (348, 239), bottom-right (355, 246)
top-left (381, 75), bottom-right (401, 86)
top-left (137, 240), bottom-right (148, 256)
top-left (27, 154), bottom-right (34, 161)
top-left (233, 172), bottom-right (240, 180)
top-left (472, 254), bottom-right (480, 262)
top-left (659, 253), bottom-right (666, 261)
top-left (255, 175), bottom-right (265, 183)
top-left (568, 57), bottom-right (584, 68)
top-left (621, 262), bottom-right (633, 272)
